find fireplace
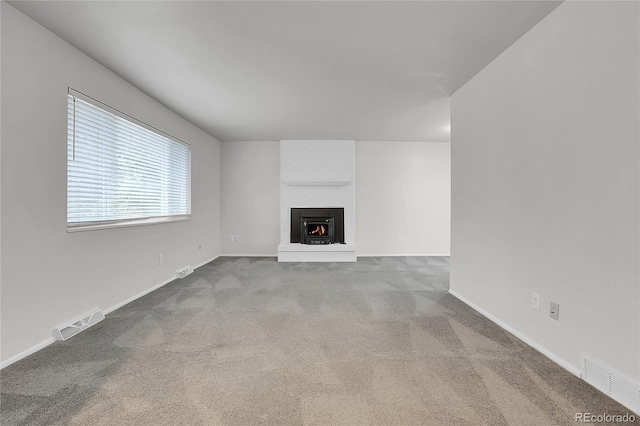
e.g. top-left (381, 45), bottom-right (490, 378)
top-left (290, 207), bottom-right (344, 244)
top-left (278, 141), bottom-right (355, 261)
top-left (301, 217), bottom-right (334, 244)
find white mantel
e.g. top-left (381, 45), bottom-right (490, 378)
top-left (278, 140), bottom-right (356, 262)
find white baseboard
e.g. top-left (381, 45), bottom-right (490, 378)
top-left (448, 288), bottom-right (581, 377)
top-left (102, 276), bottom-right (176, 315)
top-left (220, 254), bottom-right (277, 257)
top-left (0, 337), bottom-right (57, 370)
top-left (0, 255), bottom-right (220, 370)
top-left (357, 253), bottom-right (451, 257)
top-left (195, 255), bottom-right (221, 267)
top-left (103, 255), bottom-right (219, 315)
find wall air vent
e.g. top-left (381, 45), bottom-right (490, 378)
top-left (581, 354), bottom-right (640, 414)
top-left (53, 309), bottom-right (105, 341)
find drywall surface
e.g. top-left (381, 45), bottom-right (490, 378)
top-left (1, 3), bottom-right (221, 365)
top-left (219, 141), bottom-right (451, 256)
top-left (221, 141), bottom-right (280, 255)
top-left (451, 1), bottom-right (639, 382)
top-left (356, 141), bottom-right (450, 256)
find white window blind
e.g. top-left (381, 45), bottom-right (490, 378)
top-left (67, 89), bottom-right (191, 231)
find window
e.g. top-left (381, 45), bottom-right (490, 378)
top-left (67, 89), bottom-right (191, 231)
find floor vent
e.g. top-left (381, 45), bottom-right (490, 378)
top-left (582, 354), bottom-right (640, 414)
top-left (53, 309), bottom-right (105, 341)
top-left (176, 265), bottom-right (194, 279)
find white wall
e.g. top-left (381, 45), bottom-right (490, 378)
top-left (1, 3), bottom-right (221, 366)
top-left (221, 141), bottom-right (279, 255)
top-left (356, 141), bottom-right (450, 256)
top-left (450, 0), bottom-right (639, 385)
top-left (220, 140), bottom-right (451, 256)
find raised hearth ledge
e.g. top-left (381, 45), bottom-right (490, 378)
top-left (277, 243), bottom-right (357, 262)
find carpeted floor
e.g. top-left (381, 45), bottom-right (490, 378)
top-left (0, 256), bottom-right (634, 425)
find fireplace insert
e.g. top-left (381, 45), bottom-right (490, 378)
top-left (290, 208), bottom-right (344, 244)
top-left (301, 217), bottom-right (334, 245)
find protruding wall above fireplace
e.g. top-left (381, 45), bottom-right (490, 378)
top-left (278, 140), bottom-right (356, 262)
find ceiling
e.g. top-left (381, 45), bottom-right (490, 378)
top-left (9, 1), bottom-right (562, 142)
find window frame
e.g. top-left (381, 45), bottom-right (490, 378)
top-left (67, 88), bottom-right (192, 233)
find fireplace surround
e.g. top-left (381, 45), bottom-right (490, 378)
top-left (278, 140), bottom-right (356, 262)
top-left (290, 207), bottom-right (345, 244)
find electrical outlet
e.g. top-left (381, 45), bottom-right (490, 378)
top-left (398, 235), bottom-right (403, 243)
top-left (550, 301), bottom-right (559, 320)
top-left (233, 235), bottom-right (239, 243)
top-left (532, 292), bottom-right (540, 310)
top-left (158, 254), bottom-right (163, 265)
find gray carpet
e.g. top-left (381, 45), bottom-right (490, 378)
top-left (0, 256), bottom-right (634, 425)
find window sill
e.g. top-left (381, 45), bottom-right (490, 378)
top-left (67, 215), bottom-right (191, 233)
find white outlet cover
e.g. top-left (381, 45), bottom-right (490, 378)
top-left (532, 292), bottom-right (540, 310)
top-left (550, 301), bottom-right (560, 320)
